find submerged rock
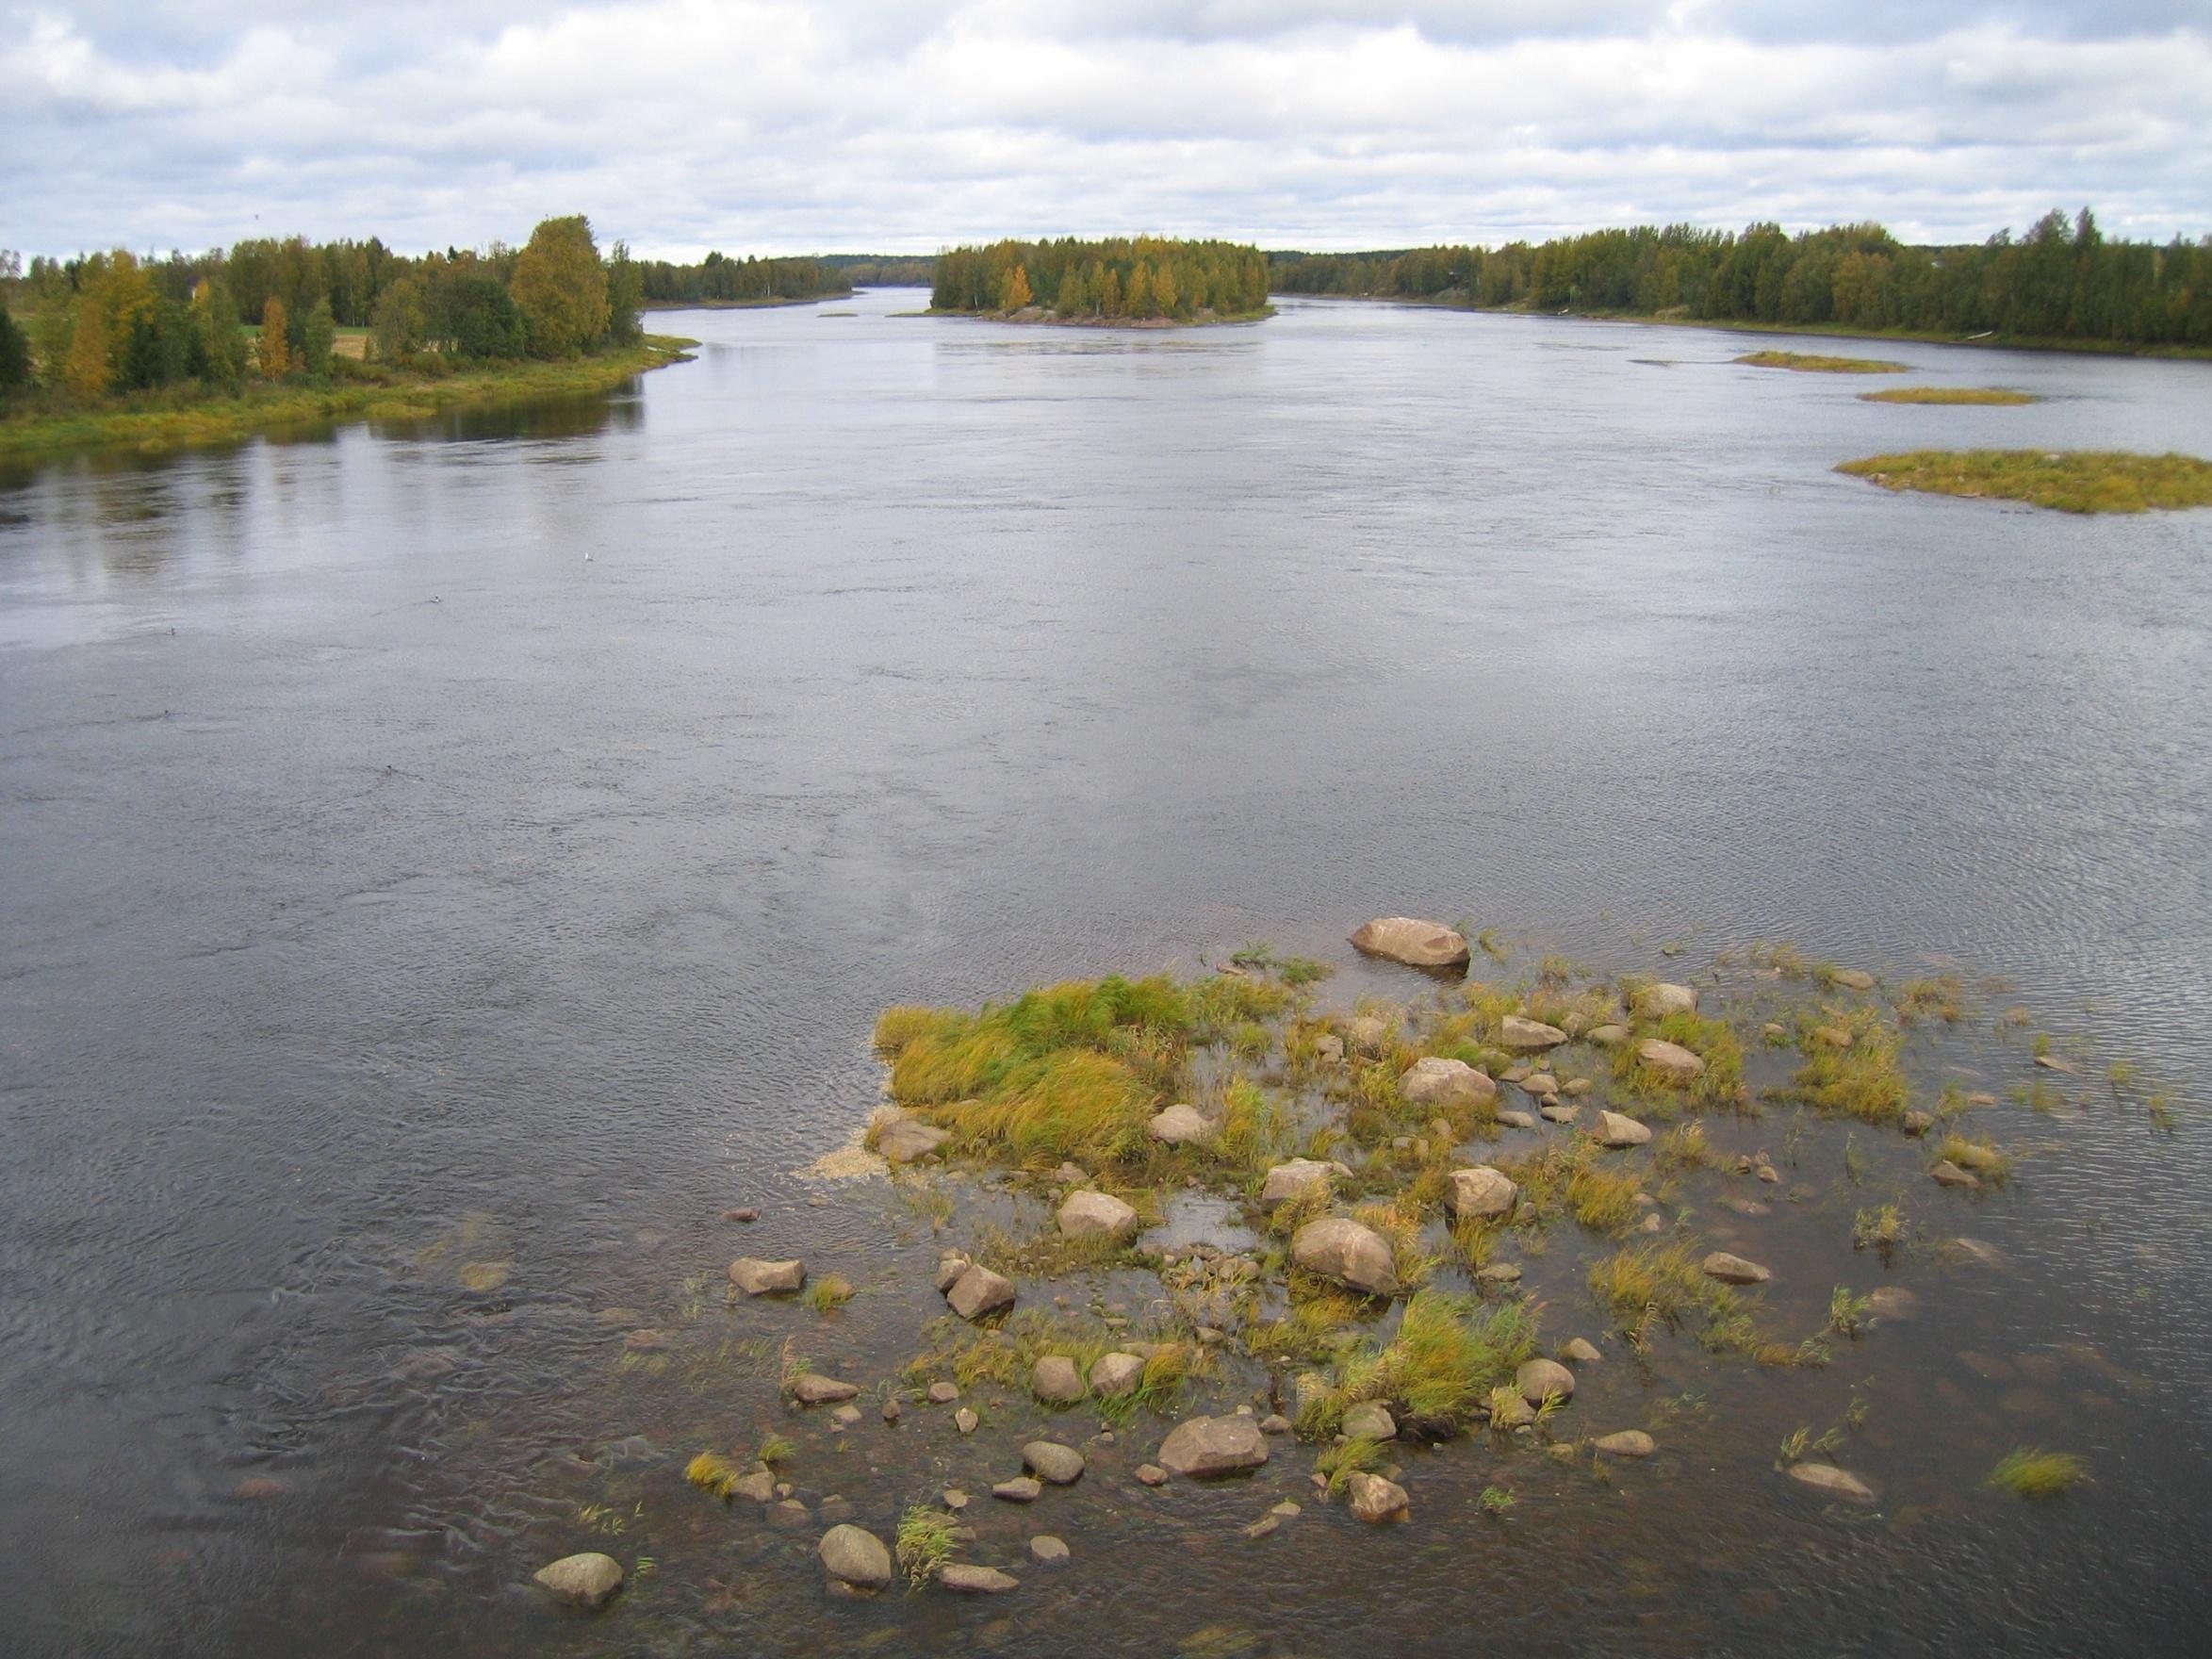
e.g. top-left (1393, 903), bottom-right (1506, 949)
top-left (1499, 1015), bottom-right (1568, 1051)
top-left (1291, 1217), bottom-right (1399, 1297)
top-left (1344, 1470), bottom-right (1409, 1523)
top-left (728, 1257), bottom-right (805, 1295)
top-left (1400, 1057), bottom-right (1497, 1109)
top-left (939, 1564), bottom-right (1019, 1594)
top-left (533, 1552), bottom-right (624, 1610)
top-left (1057, 1189), bottom-right (1139, 1243)
top-left (1702, 1252), bottom-right (1771, 1286)
top-left (817, 1525), bottom-right (893, 1589)
top-left (1930, 1160), bottom-right (1981, 1190)
top-left (1029, 1535), bottom-right (1070, 1562)
top-left (1865, 1287), bottom-right (1919, 1321)
top-left (1829, 968), bottom-right (1876, 991)
top-left (1148, 1104), bottom-right (1215, 1146)
top-left (1594, 1431), bottom-right (1656, 1458)
top-left (1136, 1463), bottom-right (1169, 1486)
top-left (1349, 917), bottom-right (1471, 969)
top-left (1786, 1462), bottom-right (1876, 1503)
top-left (1444, 1165), bottom-right (1519, 1221)
top-left (947, 1264), bottom-right (1018, 1321)
top-left (992, 1477), bottom-right (1042, 1503)
top-left (1157, 1415), bottom-right (1269, 1477)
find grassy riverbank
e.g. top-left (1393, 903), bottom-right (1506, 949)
top-left (1860, 387), bottom-right (2038, 405)
top-left (0, 336), bottom-right (697, 464)
top-left (1838, 450), bottom-right (2212, 513)
top-left (1737, 351), bottom-right (1908, 373)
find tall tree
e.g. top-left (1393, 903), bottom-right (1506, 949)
top-left (509, 215), bottom-right (610, 357)
top-left (257, 298), bottom-right (291, 378)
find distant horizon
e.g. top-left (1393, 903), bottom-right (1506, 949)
top-left (6, 3), bottom-right (2208, 265)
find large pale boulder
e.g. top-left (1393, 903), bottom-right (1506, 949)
top-left (533, 1552), bottom-right (624, 1609)
top-left (1786, 1462), bottom-right (1875, 1503)
top-left (1595, 1110), bottom-right (1652, 1148)
top-left (1341, 1402), bottom-right (1397, 1441)
top-left (1024, 1441), bottom-right (1086, 1484)
top-left (1147, 1104), bottom-right (1214, 1146)
top-left (946, 1263), bottom-right (1017, 1321)
top-left (1349, 917), bottom-right (1470, 969)
top-left (1443, 1165), bottom-right (1519, 1221)
top-left (1594, 1430), bottom-right (1656, 1458)
top-left (1635, 1039), bottom-right (1706, 1084)
top-left (1632, 982), bottom-right (1698, 1019)
top-left (1030, 1356), bottom-right (1086, 1404)
top-left (790, 1372), bottom-right (860, 1404)
top-left (1516, 1357), bottom-right (1576, 1406)
top-left (877, 1119), bottom-right (952, 1164)
top-left (817, 1525), bottom-right (893, 1589)
top-left (939, 1564), bottom-right (1020, 1593)
top-left (1258, 1158), bottom-right (1348, 1210)
top-left (1057, 1189), bottom-right (1139, 1243)
top-left (1499, 1015), bottom-right (1568, 1051)
top-left (1090, 1352), bottom-right (1147, 1397)
top-left (729, 1257), bottom-right (805, 1295)
top-left (1291, 1217), bottom-right (1399, 1297)
top-left (1156, 1415), bottom-right (1269, 1477)
top-left (1399, 1057), bottom-right (1498, 1110)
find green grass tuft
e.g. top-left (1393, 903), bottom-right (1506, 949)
top-left (1988, 1447), bottom-right (2089, 1499)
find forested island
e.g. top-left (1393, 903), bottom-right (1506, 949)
top-left (636, 253), bottom-right (932, 309)
top-left (0, 216), bottom-right (690, 460)
top-left (1270, 210), bottom-right (2212, 353)
top-left (930, 238), bottom-right (1272, 325)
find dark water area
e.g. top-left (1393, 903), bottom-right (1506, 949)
top-left (1, 289), bottom-right (2208, 1656)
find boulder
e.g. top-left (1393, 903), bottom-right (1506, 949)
top-left (728, 1257), bottom-right (805, 1295)
top-left (1344, 1470), bottom-right (1409, 1522)
top-left (1313, 1033), bottom-right (1346, 1064)
top-left (1631, 982), bottom-right (1698, 1019)
top-left (1023, 1441), bottom-right (1085, 1485)
top-left (1444, 1165), bottom-right (1519, 1221)
top-left (1516, 1357), bottom-right (1575, 1406)
top-left (817, 1525), bottom-right (893, 1589)
top-left (533, 1552), bottom-right (624, 1610)
top-left (790, 1372), bottom-right (860, 1405)
top-left (1828, 968), bottom-right (1876, 991)
top-left (1349, 917), bottom-right (1470, 969)
top-left (1786, 1462), bottom-right (1876, 1503)
top-left (1258, 1158), bottom-right (1348, 1210)
top-left (1522, 1072), bottom-right (1560, 1095)
top-left (1030, 1356), bottom-right (1086, 1404)
top-left (1347, 1014), bottom-right (1395, 1057)
top-left (1702, 1252), bottom-right (1771, 1285)
top-left (830, 1404), bottom-right (863, 1428)
top-left (1864, 1287), bottom-right (1919, 1320)
top-left (1595, 1110), bottom-right (1651, 1148)
top-left (946, 1263), bottom-right (1017, 1321)
top-left (877, 1120), bottom-right (951, 1164)
top-left (1259, 1414), bottom-right (1291, 1436)
top-left (1290, 1217), bottom-right (1399, 1297)
top-left (1901, 1110), bottom-right (1936, 1137)
top-left (1156, 1415), bottom-right (1269, 1478)
top-left (992, 1477), bottom-right (1041, 1503)
top-left (1594, 1430), bottom-right (1656, 1458)
top-left (1029, 1536), bottom-right (1070, 1562)
top-left (1497, 1109), bottom-right (1537, 1130)
top-left (932, 1253), bottom-right (972, 1293)
top-left (1930, 1160), bottom-right (1980, 1190)
top-left (1562, 1338), bottom-right (1603, 1364)
top-left (1057, 1189), bottom-right (1139, 1243)
top-left (1136, 1463), bottom-right (1169, 1487)
top-left (939, 1564), bottom-right (1019, 1593)
top-left (954, 1407), bottom-right (979, 1434)
top-left (1090, 1352), bottom-right (1146, 1398)
top-left (1489, 1393), bottom-right (1535, 1428)
top-left (731, 1470), bottom-right (776, 1503)
top-left (1635, 1039), bottom-right (1705, 1084)
top-left (1148, 1104), bottom-right (1215, 1146)
top-left (1499, 1015), bottom-right (1568, 1051)
top-left (1540, 1104), bottom-right (1580, 1124)
top-left (926, 1381), bottom-right (960, 1404)
top-left (1586, 1023), bottom-right (1630, 1047)
top-left (1341, 1402), bottom-right (1397, 1441)
top-left (1562, 1077), bottom-right (1594, 1096)
top-left (1400, 1057), bottom-right (1497, 1110)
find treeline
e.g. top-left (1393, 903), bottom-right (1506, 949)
top-left (0, 216), bottom-right (646, 405)
top-left (637, 252), bottom-right (847, 305)
top-left (1270, 210), bottom-right (2212, 348)
top-left (932, 238), bottom-right (1271, 320)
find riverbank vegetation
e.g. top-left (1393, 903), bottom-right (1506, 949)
top-left (1860, 387), bottom-right (2038, 405)
top-left (636, 252), bottom-right (851, 307)
top-left (0, 215), bottom-right (677, 459)
top-left (1837, 450), bottom-right (2212, 513)
top-left (1737, 351), bottom-right (1907, 373)
top-left (1269, 208), bottom-right (2212, 353)
top-left (930, 238), bottom-right (1272, 324)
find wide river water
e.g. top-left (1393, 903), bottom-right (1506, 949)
top-left (2, 290), bottom-right (2208, 1655)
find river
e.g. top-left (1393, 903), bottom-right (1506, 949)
top-left (1, 288), bottom-right (2207, 1655)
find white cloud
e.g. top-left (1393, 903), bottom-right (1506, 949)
top-left (1, 2), bottom-right (2206, 258)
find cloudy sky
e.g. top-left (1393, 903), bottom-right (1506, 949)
top-left (4, 1), bottom-right (2209, 259)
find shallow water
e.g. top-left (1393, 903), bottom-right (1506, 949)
top-left (1, 291), bottom-right (2208, 1656)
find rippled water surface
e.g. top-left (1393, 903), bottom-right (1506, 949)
top-left (2, 292), bottom-right (2208, 1656)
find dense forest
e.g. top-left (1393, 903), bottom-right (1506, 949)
top-left (636, 252), bottom-right (847, 305)
top-left (0, 216), bottom-right (646, 405)
top-left (1270, 210), bottom-right (2212, 349)
top-left (932, 238), bottom-right (1271, 321)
